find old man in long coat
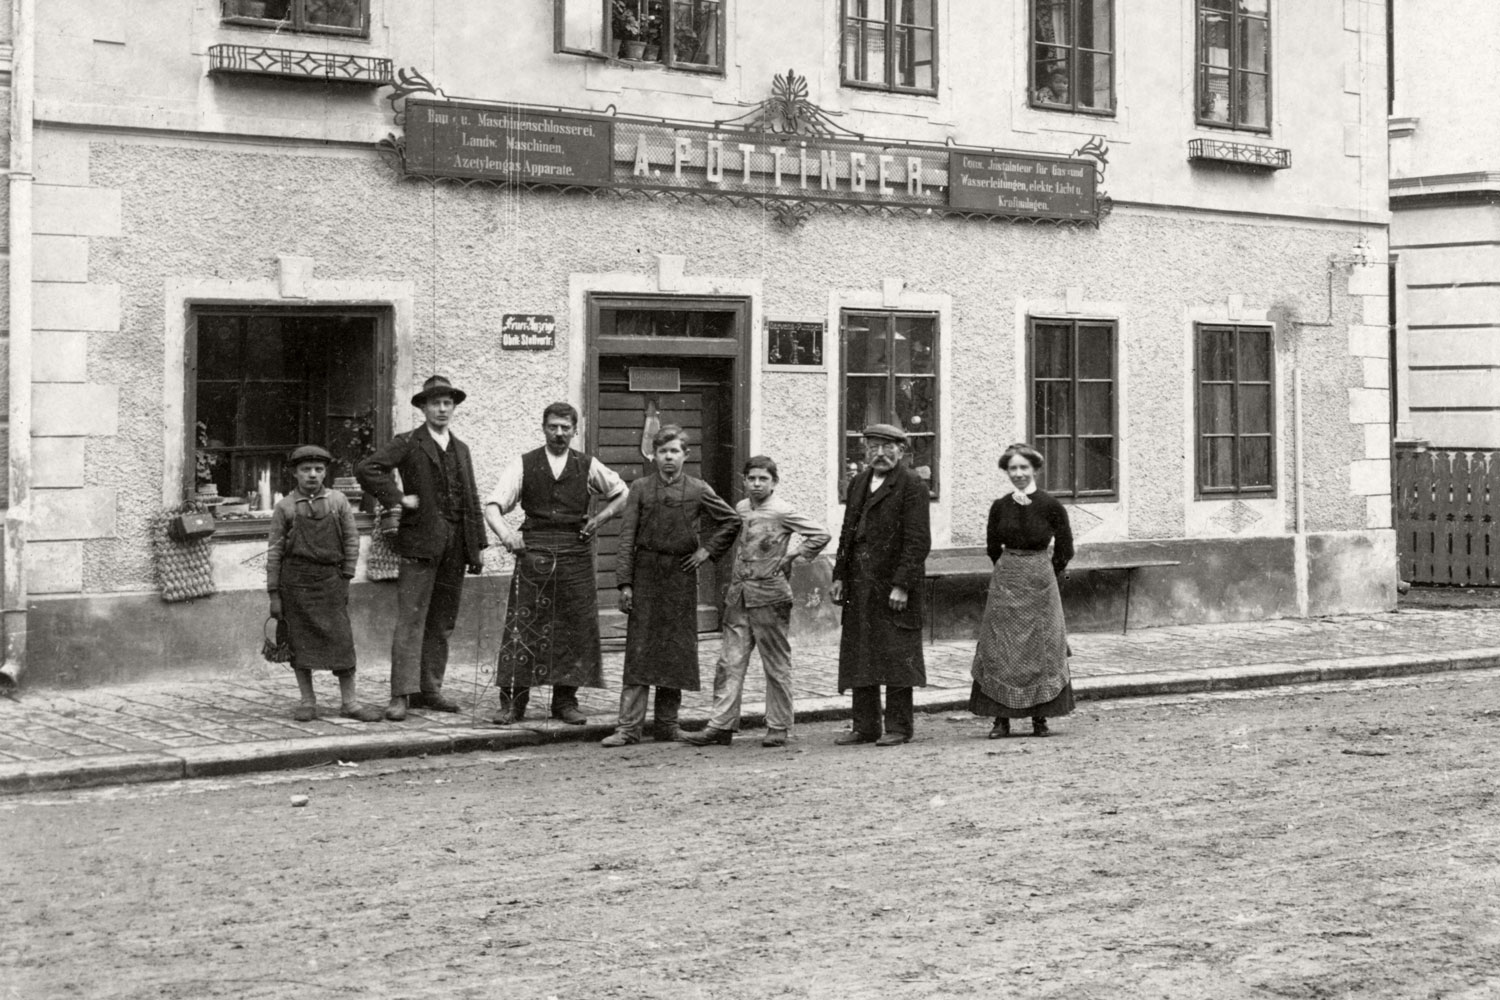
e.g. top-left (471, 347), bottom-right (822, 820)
top-left (830, 423), bottom-right (931, 746)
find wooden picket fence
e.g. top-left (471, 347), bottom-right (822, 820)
top-left (1395, 448), bottom-right (1500, 586)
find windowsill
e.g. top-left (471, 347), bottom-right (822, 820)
top-left (606, 54), bottom-right (723, 77)
top-left (1028, 102), bottom-right (1116, 118)
top-left (220, 16), bottom-right (368, 39)
top-left (840, 80), bottom-right (939, 100)
top-left (1194, 119), bottom-right (1273, 138)
top-left (212, 511), bottom-right (378, 540)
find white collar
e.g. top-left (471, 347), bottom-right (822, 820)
top-left (545, 449), bottom-right (570, 475)
top-left (1012, 481), bottom-right (1038, 505)
top-left (429, 426), bottom-right (451, 449)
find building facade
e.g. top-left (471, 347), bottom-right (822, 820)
top-left (1388, 0), bottom-right (1500, 449)
top-left (6, 0), bottom-right (1393, 688)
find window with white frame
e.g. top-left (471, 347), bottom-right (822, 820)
top-left (841, 0), bottom-right (937, 95)
top-left (1031, 0), bottom-right (1114, 114)
top-left (555, 0), bottom-right (725, 74)
top-left (1196, 0), bottom-right (1270, 131)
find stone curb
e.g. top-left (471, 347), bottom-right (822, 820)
top-left (5, 648), bottom-right (1499, 795)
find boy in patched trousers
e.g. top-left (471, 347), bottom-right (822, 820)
top-left (682, 455), bottom-right (830, 748)
top-left (268, 445), bottom-right (384, 723)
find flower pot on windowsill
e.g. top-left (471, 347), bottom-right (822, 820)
top-left (238, 0), bottom-right (271, 17)
top-left (622, 40), bottom-right (647, 60)
top-left (643, 44), bottom-right (660, 61)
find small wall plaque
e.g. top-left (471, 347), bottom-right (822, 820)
top-left (766, 320), bottom-right (825, 371)
top-left (501, 314), bottom-right (556, 350)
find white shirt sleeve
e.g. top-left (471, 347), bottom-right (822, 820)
top-left (485, 457), bottom-right (525, 512)
top-left (588, 458), bottom-right (628, 499)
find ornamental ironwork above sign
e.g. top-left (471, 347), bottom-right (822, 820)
top-left (377, 68), bottom-right (1111, 228)
top-left (208, 44), bottom-right (393, 86)
top-left (1187, 138), bottom-right (1291, 170)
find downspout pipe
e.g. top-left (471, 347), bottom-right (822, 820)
top-left (1, 0), bottom-right (34, 689)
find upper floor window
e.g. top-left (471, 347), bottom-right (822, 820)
top-left (221, 0), bottom-right (368, 36)
top-left (1196, 324), bottom-right (1275, 497)
top-left (1030, 0), bottom-right (1115, 115)
top-left (554, 0), bottom-right (724, 74)
top-left (841, 0), bottom-right (937, 95)
top-left (1029, 318), bottom-right (1117, 500)
top-left (1196, 0), bottom-right (1270, 131)
top-left (841, 311), bottom-right (939, 500)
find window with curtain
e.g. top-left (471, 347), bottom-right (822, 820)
top-left (1031, 0), bottom-right (1114, 114)
top-left (1029, 318), bottom-right (1118, 499)
top-left (1196, 0), bottom-right (1270, 131)
top-left (221, 0), bottom-right (367, 35)
top-left (841, 0), bottom-right (938, 95)
top-left (554, 0), bottom-right (725, 74)
top-left (841, 311), bottom-right (939, 500)
top-left (1196, 324), bottom-right (1275, 495)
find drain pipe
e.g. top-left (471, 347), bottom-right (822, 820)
top-left (1, 0), bottom-right (35, 689)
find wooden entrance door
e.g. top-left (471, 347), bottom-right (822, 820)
top-left (588, 297), bottom-right (747, 638)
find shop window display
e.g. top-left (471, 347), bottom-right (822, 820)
top-left (1029, 318), bottom-right (1117, 499)
top-left (188, 310), bottom-right (389, 514)
top-left (221, 0), bottom-right (366, 35)
top-left (841, 311), bottom-right (938, 500)
top-left (1030, 0), bottom-right (1114, 114)
top-left (1196, 324), bottom-right (1275, 495)
top-left (841, 0), bottom-right (937, 95)
top-left (1196, 0), bottom-right (1270, 131)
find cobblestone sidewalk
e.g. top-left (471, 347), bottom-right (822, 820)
top-left (3, 607), bottom-right (1498, 790)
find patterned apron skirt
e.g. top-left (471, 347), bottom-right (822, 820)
top-left (496, 530), bottom-right (605, 689)
top-left (969, 549), bottom-right (1074, 717)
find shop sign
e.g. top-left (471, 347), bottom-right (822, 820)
top-left (766, 320), bottom-right (825, 369)
top-left (387, 70), bottom-right (1107, 226)
top-left (500, 314), bottom-right (557, 350)
top-left (404, 100), bottom-right (612, 186)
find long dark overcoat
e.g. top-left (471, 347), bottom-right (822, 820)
top-left (833, 462), bottom-right (931, 691)
top-left (356, 425), bottom-right (487, 569)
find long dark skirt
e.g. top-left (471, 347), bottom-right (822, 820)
top-left (622, 549), bottom-right (701, 691)
top-left (496, 531), bottom-right (605, 689)
top-left (280, 558), bottom-right (355, 672)
top-left (969, 549), bottom-right (1073, 717)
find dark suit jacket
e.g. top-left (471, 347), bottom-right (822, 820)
top-left (832, 461), bottom-right (932, 689)
top-left (356, 425), bottom-right (487, 570)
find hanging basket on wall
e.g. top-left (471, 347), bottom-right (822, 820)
top-left (151, 502), bottom-right (217, 603)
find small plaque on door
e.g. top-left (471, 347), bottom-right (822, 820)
top-left (628, 367), bottom-right (681, 393)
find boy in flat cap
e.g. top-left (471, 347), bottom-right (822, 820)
top-left (267, 445), bottom-right (383, 722)
top-left (829, 423), bottom-right (931, 746)
top-left (357, 376), bottom-right (488, 721)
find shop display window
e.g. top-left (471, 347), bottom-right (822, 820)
top-left (1030, 0), bottom-right (1114, 115)
top-left (554, 0), bottom-right (725, 74)
top-left (1196, 324), bottom-right (1275, 496)
top-left (841, 0), bottom-right (937, 95)
top-left (840, 311), bottom-right (939, 500)
top-left (220, 0), bottom-right (368, 35)
top-left (1029, 318), bottom-right (1117, 500)
top-left (186, 309), bottom-right (391, 520)
top-left (1196, 0), bottom-right (1270, 131)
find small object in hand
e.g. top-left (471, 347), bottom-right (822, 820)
top-left (261, 616), bottom-right (293, 664)
top-left (290, 794), bottom-right (309, 807)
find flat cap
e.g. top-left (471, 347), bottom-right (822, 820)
top-left (287, 445), bottom-right (333, 465)
top-left (861, 423), bottom-right (908, 444)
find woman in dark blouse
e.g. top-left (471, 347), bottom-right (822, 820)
top-left (969, 443), bottom-right (1075, 737)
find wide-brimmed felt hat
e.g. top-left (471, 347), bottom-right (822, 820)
top-left (862, 422), bottom-right (909, 445)
top-left (412, 375), bottom-right (467, 407)
top-left (287, 445), bottom-right (333, 466)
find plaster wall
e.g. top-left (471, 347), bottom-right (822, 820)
top-left (33, 0), bottom-right (1388, 225)
top-left (49, 137), bottom-right (1386, 600)
top-left (1390, 0), bottom-right (1500, 179)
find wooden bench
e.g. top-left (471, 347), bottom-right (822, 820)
top-left (923, 552), bottom-right (1181, 641)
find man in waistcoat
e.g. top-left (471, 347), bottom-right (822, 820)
top-left (356, 375), bottom-right (487, 721)
top-left (829, 423), bottom-right (932, 746)
top-left (484, 402), bottom-right (628, 725)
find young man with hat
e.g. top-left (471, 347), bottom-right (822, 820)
top-left (267, 445), bottom-right (383, 722)
top-left (828, 422), bottom-right (931, 746)
top-left (357, 376), bottom-right (488, 721)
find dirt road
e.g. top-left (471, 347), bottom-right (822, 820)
top-left (5, 671), bottom-right (1499, 1000)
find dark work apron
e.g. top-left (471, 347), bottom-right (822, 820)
top-left (281, 557), bottom-right (354, 672)
top-left (496, 529), bottom-right (605, 689)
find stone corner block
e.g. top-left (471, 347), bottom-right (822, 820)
top-left (33, 235), bottom-right (90, 283)
top-left (33, 131), bottom-right (92, 187)
top-left (1347, 324), bottom-right (1388, 359)
top-left (1347, 263), bottom-right (1387, 298)
top-left (34, 185), bottom-right (121, 238)
top-left (1366, 495), bottom-right (1393, 530)
top-left (33, 331), bottom-right (88, 383)
top-left (1349, 458), bottom-right (1391, 497)
top-left (32, 384), bottom-right (119, 437)
top-left (34, 283), bottom-right (120, 332)
top-left (26, 540), bottom-right (84, 594)
top-left (32, 437), bottom-right (87, 488)
top-left (1348, 386), bottom-right (1388, 425)
top-left (32, 487), bottom-right (118, 541)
